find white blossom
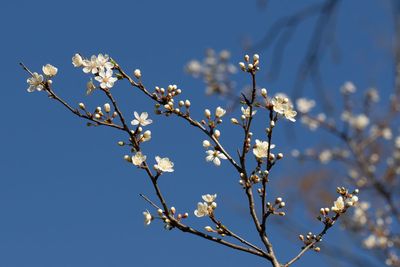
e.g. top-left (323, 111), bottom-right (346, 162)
top-left (345, 195), bottom-right (359, 206)
top-left (131, 112), bottom-right (152, 126)
top-left (154, 156), bottom-right (174, 172)
top-left (143, 210), bottom-right (153, 225)
top-left (319, 150), bottom-right (332, 164)
top-left (341, 81), bottom-right (356, 94)
top-left (202, 194), bottom-right (217, 203)
top-left (95, 69), bottom-right (117, 89)
top-left (96, 54), bottom-right (114, 70)
top-left (253, 139), bottom-right (275, 158)
top-left (205, 150), bottom-right (227, 166)
top-left (272, 95), bottom-right (297, 122)
top-left (215, 107), bottom-right (226, 118)
top-left (331, 196), bottom-right (345, 213)
top-left (27, 72), bottom-right (44, 92)
top-left (241, 106), bottom-right (257, 118)
top-left (186, 60), bottom-right (202, 77)
top-left (296, 98), bottom-right (315, 113)
top-left (349, 114), bottom-right (369, 131)
top-left (194, 202), bottom-right (209, 217)
top-left (366, 87), bottom-right (379, 102)
top-left (132, 152), bottom-right (146, 166)
top-left (72, 53), bottom-right (83, 67)
top-left (42, 64), bottom-right (58, 77)
top-left (283, 108), bottom-right (297, 122)
top-left (83, 55), bottom-right (99, 74)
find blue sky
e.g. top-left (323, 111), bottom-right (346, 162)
top-left (0, 0), bottom-right (394, 266)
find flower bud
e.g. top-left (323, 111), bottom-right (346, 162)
top-left (104, 103), bottom-right (111, 113)
top-left (79, 103), bottom-right (86, 110)
top-left (124, 155), bottom-right (131, 162)
top-left (205, 226), bottom-right (213, 232)
top-left (157, 209), bottom-right (164, 216)
top-left (204, 109), bottom-right (211, 119)
top-left (261, 88), bottom-right (267, 97)
top-left (143, 130), bottom-right (151, 139)
top-left (170, 207), bottom-right (176, 214)
top-left (231, 118), bottom-right (239, 124)
top-left (134, 69), bottom-right (141, 79)
top-left (203, 140), bottom-right (211, 148)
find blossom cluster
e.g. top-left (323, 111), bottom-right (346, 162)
top-left (72, 53), bottom-right (118, 92)
top-left (186, 49), bottom-right (237, 96)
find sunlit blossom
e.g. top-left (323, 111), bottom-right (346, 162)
top-left (154, 156), bottom-right (174, 172)
top-left (27, 72), bottom-right (44, 92)
top-left (202, 194), bottom-right (217, 203)
top-left (194, 202), bottom-right (209, 217)
top-left (131, 112), bottom-right (152, 126)
top-left (143, 210), bottom-right (153, 225)
top-left (253, 139), bottom-right (275, 158)
top-left (132, 152), bottom-right (146, 166)
top-left (72, 53), bottom-right (83, 67)
top-left (205, 150), bottom-right (227, 166)
top-left (42, 64), bottom-right (58, 77)
top-left (95, 69), bottom-right (117, 89)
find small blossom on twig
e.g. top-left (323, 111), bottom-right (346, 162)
top-left (95, 69), bottom-right (117, 89)
top-left (154, 156), bottom-right (174, 173)
top-left (143, 210), bottom-right (153, 226)
top-left (132, 152), bottom-right (146, 166)
top-left (131, 112), bottom-right (153, 126)
top-left (42, 64), bottom-right (58, 77)
top-left (205, 150), bottom-right (227, 166)
top-left (253, 139), bottom-right (275, 159)
top-left (72, 53), bottom-right (83, 67)
top-left (26, 72), bottom-right (44, 92)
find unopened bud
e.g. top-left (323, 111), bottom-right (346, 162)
top-left (239, 62), bottom-right (246, 71)
top-left (205, 226), bottom-right (213, 232)
top-left (143, 130), bottom-right (151, 139)
top-left (124, 155), bottom-right (131, 162)
top-left (231, 118), bottom-right (239, 124)
top-left (104, 103), bottom-right (111, 113)
top-left (157, 209), bottom-right (164, 216)
top-left (261, 88), bottom-right (267, 97)
top-left (203, 140), bottom-right (211, 148)
top-left (204, 109), bottom-right (211, 119)
top-left (78, 103), bottom-right (86, 110)
top-left (118, 141), bottom-right (124, 146)
top-left (134, 69), bottom-right (141, 79)
top-left (170, 207), bottom-right (176, 214)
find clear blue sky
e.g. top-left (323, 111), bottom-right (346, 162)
top-left (1, 0), bottom-right (394, 266)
